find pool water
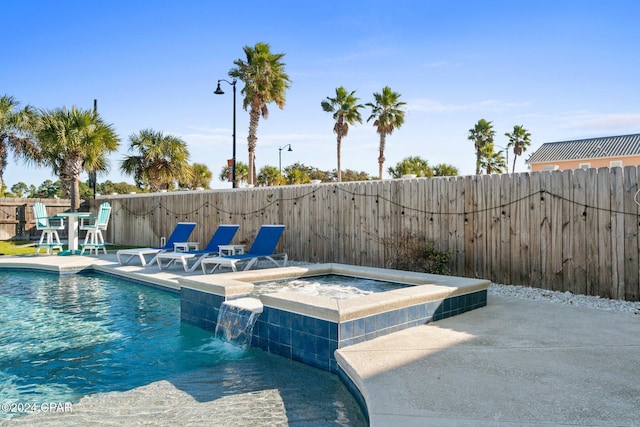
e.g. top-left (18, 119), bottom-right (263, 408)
top-left (0, 271), bottom-right (365, 424)
top-left (253, 273), bottom-right (410, 299)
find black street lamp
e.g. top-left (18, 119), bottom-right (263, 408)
top-left (279, 144), bottom-right (293, 175)
top-left (214, 79), bottom-right (237, 188)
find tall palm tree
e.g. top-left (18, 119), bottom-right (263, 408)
top-left (366, 86), bottom-right (406, 179)
top-left (229, 42), bottom-right (291, 186)
top-left (321, 86), bottom-right (363, 182)
top-left (468, 118), bottom-right (495, 174)
top-left (505, 125), bottom-right (532, 173)
top-left (36, 106), bottom-right (119, 210)
top-left (0, 95), bottom-right (42, 195)
top-left (120, 129), bottom-right (192, 192)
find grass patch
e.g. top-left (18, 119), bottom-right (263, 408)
top-left (0, 241), bottom-right (139, 255)
top-left (0, 241), bottom-right (38, 255)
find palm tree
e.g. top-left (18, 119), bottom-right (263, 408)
top-left (479, 144), bottom-right (507, 174)
top-left (366, 86), bottom-right (406, 179)
top-left (432, 163), bottom-right (459, 177)
top-left (387, 156), bottom-right (433, 178)
top-left (0, 95), bottom-right (41, 195)
top-left (120, 129), bottom-right (191, 192)
top-left (220, 161), bottom-right (249, 186)
top-left (36, 106), bottom-right (119, 210)
top-left (179, 163), bottom-right (212, 189)
top-left (321, 86), bottom-right (363, 182)
top-left (257, 165), bottom-right (284, 186)
top-left (468, 118), bottom-right (495, 174)
top-left (229, 42), bottom-right (291, 186)
top-left (505, 125), bottom-right (532, 173)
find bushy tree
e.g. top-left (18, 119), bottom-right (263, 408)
top-left (432, 163), bottom-right (459, 177)
top-left (97, 180), bottom-right (140, 195)
top-left (179, 162), bottom-right (212, 189)
top-left (387, 156), bottom-right (433, 178)
top-left (10, 182), bottom-right (35, 198)
top-left (35, 180), bottom-right (61, 198)
top-left (257, 165), bottom-right (284, 186)
top-left (120, 129), bottom-right (191, 192)
top-left (220, 161), bottom-right (249, 186)
top-left (339, 169), bottom-right (373, 182)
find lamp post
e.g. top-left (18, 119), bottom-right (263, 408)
top-left (214, 79), bottom-right (237, 188)
top-left (278, 144), bottom-right (293, 175)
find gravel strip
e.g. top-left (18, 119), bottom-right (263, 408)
top-left (489, 283), bottom-right (640, 315)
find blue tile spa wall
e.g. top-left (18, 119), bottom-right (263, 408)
top-left (180, 287), bottom-right (226, 332)
top-left (252, 306), bottom-right (340, 372)
top-left (180, 287), bottom-right (487, 374)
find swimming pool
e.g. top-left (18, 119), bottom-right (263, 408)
top-left (0, 270), bottom-right (366, 424)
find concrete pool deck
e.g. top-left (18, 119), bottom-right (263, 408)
top-left (1, 253), bottom-right (639, 426)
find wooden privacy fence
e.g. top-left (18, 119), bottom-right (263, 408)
top-left (0, 198), bottom-right (72, 241)
top-left (94, 167), bottom-right (639, 302)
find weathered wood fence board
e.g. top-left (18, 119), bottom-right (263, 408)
top-left (0, 198), bottom-right (71, 240)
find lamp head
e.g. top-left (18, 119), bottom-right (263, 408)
top-left (213, 82), bottom-right (224, 95)
top-left (288, 145), bottom-right (293, 152)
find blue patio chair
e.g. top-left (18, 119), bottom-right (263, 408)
top-left (80, 202), bottom-right (111, 255)
top-left (32, 202), bottom-right (65, 254)
top-left (155, 224), bottom-right (240, 272)
top-left (200, 224), bottom-right (287, 274)
top-left (116, 222), bottom-right (197, 266)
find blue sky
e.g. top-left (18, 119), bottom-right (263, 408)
top-left (3, 0), bottom-right (640, 189)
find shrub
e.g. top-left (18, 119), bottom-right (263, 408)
top-left (383, 231), bottom-right (451, 275)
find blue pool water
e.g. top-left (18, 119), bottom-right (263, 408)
top-left (0, 270), bottom-right (365, 424)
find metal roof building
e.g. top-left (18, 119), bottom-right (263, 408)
top-left (527, 133), bottom-right (640, 171)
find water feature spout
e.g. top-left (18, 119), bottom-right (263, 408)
top-left (215, 297), bottom-right (263, 348)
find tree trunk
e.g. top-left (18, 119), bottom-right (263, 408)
top-left (247, 107), bottom-right (261, 186)
top-left (65, 156), bottom-right (84, 211)
top-left (336, 133), bottom-right (342, 182)
top-left (378, 133), bottom-right (386, 180)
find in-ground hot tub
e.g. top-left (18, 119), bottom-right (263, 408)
top-left (178, 263), bottom-right (490, 372)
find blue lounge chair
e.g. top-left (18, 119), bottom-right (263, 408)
top-left (200, 224), bottom-right (287, 274)
top-left (116, 222), bottom-right (196, 266)
top-left (155, 224), bottom-right (240, 272)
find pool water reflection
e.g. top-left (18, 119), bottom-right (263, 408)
top-left (0, 271), bottom-right (365, 424)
